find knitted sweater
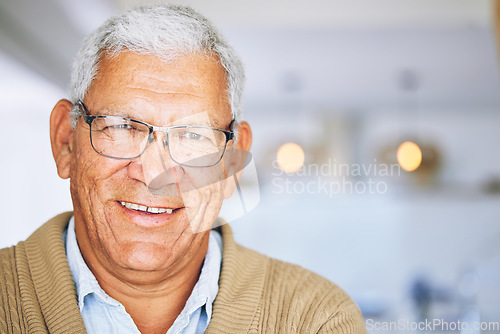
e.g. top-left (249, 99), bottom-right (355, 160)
top-left (0, 212), bottom-right (366, 333)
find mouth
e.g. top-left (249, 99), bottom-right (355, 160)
top-left (119, 201), bottom-right (179, 215)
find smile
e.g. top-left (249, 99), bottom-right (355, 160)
top-left (120, 201), bottom-right (173, 214)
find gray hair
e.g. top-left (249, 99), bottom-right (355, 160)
top-left (68, 4), bottom-right (245, 128)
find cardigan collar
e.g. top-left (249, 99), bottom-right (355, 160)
top-left (22, 212), bottom-right (267, 333)
top-left (23, 212), bottom-right (87, 333)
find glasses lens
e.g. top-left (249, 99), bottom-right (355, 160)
top-left (90, 116), bottom-right (150, 159)
top-left (168, 127), bottom-right (227, 167)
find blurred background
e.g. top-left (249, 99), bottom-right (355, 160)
top-left (1, 0), bottom-right (500, 332)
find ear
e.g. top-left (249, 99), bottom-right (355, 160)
top-left (223, 121), bottom-right (252, 199)
top-left (50, 99), bottom-right (75, 179)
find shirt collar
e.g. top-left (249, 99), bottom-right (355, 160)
top-left (65, 216), bottom-right (121, 311)
top-left (65, 215), bottom-right (222, 319)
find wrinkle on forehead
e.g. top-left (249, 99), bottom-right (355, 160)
top-left (128, 67), bottom-right (202, 94)
top-left (86, 51), bottom-right (232, 128)
top-left (95, 52), bottom-right (225, 99)
top-left (125, 85), bottom-right (204, 98)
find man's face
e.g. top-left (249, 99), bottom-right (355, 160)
top-left (67, 51), bottom-right (233, 273)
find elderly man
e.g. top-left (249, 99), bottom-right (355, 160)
top-left (0, 4), bottom-right (365, 334)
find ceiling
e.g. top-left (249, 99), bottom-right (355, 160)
top-left (1, 0), bottom-right (499, 113)
top-left (113, 0), bottom-right (493, 29)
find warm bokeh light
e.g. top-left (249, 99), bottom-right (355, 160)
top-left (397, 141), bottom-right (422, 172)
top-left (277, 142), bottom-right (305, 173)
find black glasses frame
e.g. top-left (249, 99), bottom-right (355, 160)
top-left (76, 100), bottom-right (235, 167)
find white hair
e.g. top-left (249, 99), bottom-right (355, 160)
top-left (68, 4), bottom-right (245, 128)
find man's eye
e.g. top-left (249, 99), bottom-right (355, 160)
top-left (184, 132), bottom-right (205, 140)
top-left (112, 124), bottom-right (134, 130)
top-left (99, 123), bottom-right (144, 136)
top-left (104, 123), bottom-right (146, 132)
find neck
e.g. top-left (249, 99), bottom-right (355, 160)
top-left (98, 265), bottom-right (203, 333)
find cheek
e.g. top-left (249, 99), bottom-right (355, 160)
top-left (179, 167), bottom-right (226, 231)
top-left (69, 140), bottom-right (129, 215)
top-left (179, 164), bottom-right (227, 194)
top-left (70, 150), bottom-right (131, 252)
top-left (176, 166), bottom-right (226, 213)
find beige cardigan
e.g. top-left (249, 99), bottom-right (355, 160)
top-left (0, 212), bottom-right (366, 333)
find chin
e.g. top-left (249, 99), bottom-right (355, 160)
top-left (116, 242), bottom-right (174, 272)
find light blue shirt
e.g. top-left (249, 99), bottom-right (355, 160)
top-left (64, 216), bottom-right (222, 334)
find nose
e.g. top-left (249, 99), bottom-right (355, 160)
top-left (128, 131), bottom-right (180, 196)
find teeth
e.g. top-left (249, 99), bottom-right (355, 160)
top-left (148, 207), bottom-right (159, 214)
top-left (120, 201), bottom-right (173, 214)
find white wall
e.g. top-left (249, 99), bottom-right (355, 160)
top-left (0, 52), bottom-right (72, 247)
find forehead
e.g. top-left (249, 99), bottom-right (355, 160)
top-left (85, 51), bottom-right (231, 126)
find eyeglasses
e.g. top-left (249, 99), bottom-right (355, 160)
top-left (77, 100), bottom-right (235, 167)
